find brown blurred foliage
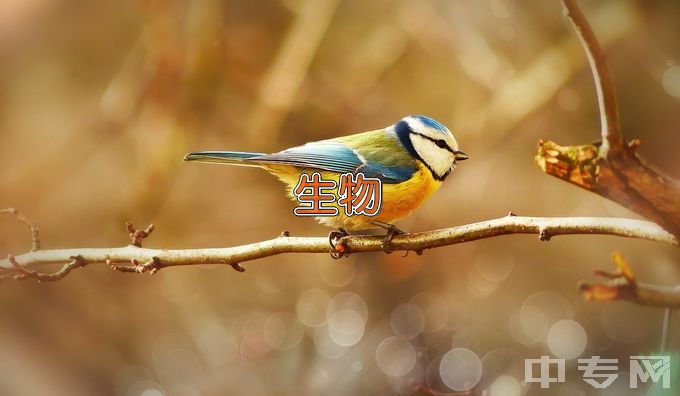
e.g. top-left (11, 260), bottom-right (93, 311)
top-left (1, 0), bottom-right (680, 395)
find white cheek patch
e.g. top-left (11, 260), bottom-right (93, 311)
top-left (405, 117), bottom-right (426, 133)
top-left (409, 134), bottom-right (455, 178)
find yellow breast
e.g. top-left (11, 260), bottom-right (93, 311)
top-left (266, 163), bottom-right (442, 230)
top-left (378, 162), bottom-right (441, 222)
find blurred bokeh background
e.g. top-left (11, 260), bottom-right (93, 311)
top-left (1, 0), bottom-right (680, 395)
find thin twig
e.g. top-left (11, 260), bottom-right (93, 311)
top-left (1, 216), bottom-right (676, 282)
top-left (1, 208), bottom-right (40, 251)
top-left (580, 252), bottom-right (680, 308)
top-left (108, 257), bottom-right (162, 274)
top-left (7, 255), bottom-right (85, 282)
top-left (562, 0), bottom-right (624, 156)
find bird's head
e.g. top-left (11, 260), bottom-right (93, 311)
top-left (393, 115), bottom-right (468, 181)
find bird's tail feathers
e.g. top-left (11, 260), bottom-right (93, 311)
top-left (183, 151), bottom-right (266, 167)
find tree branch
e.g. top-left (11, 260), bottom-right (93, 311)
top-left (536, 0), bottom-right (680, 238)
top-left (535, 0), bottom-right (680, 309)
top-left (1, 212), bottom-right (676, 281)
top-left (580, 252), bottom-right (680, 308)
top-left (6, 255), bottom-right (85, 282)
top-left (1, 208), bottom-right (40, 252)
top-left (561, 0), bottom-right (623, 156)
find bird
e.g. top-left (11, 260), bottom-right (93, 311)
top-left (184, 115), bottom-right (468, 250)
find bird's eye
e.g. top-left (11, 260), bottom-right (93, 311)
top-left (435, 139), bottom-right (447, 148)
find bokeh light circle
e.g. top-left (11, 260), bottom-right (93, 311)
top-left (140, 389), bottom-right (164, 396)
top-left (547, 319), bottom-right (587, 359)
top-left (327, 291), bottom-right (368, 321)
top-left (489, 375), bottom-right (521, 396)
top-left (410, 292), bottom-right (448, 333)
top-left (264, 312), bottom-right (303, 350)
top-left (296, 289), bottom-right (330, 327)
top-left (439, 348), bottom-right (483, 391)
top-left (518, 305), bottom-right (549, 343)
top-left (519, 291), bottom-right (573, 343)
top-left (390, 303), bottom-right (425, 339)
top-left (375, 336), bottom-right (417, 377)
top-left (327, 308), bottom-right (365, 346)
top-left (662, 65), bottom-right (680, 97)
top-left (127, 382), bottom-right (166, 396)
top-left (313, 324), bottom-right (348, 359)
top-left (318, 259), bottom-right (356, 287)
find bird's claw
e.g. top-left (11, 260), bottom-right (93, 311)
top-left (380, 224), bottom-right (405, 254)
top-left (382, 240), bottom-right (394, 254)
top-left (329, 228), bottom-right (350, 259)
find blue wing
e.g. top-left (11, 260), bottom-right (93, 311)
top-left (250, 140), bottom-right (416, 184)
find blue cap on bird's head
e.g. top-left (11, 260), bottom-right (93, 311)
top-left (393, 115), bottom-right (469, 181)
top-left (411, 115), bottom-right (450, 134)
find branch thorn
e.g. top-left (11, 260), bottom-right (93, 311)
top-left (230, 263), bottom-right (246, 272)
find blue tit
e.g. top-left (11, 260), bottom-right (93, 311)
top-left (184, 115), bottom-right (468, 237)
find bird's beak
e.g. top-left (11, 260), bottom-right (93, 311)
top-left (454, 150), bottom-right (469, 162)
top-left (184, 151), bottom-right (231, 163)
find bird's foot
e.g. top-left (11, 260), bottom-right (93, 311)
top-left (376, 223), bottom-right (406, 254)
top-left (329, 228), bottom-right (350, 259)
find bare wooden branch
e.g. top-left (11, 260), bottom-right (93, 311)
top-left (562, 0), bottom-right (623, 155)
top-left (580, 252), bottom-right (680, 308)
top-left (8, 255), bottom-right (85, 282)
top-left (108, 257), bottom-right (162, 274)
top-left (536, 140), bottom-right (680, 238)
top-left (1, 208), bottom-right (40, 252)
top-left (537, 0), bottom-right (680, 238)
top-left (1, 215), bottom-right (676, 281)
